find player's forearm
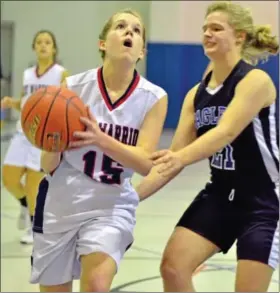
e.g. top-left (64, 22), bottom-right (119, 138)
top-left (97, 133), bottom-right (152, 176)
top-left (41, 151), bottom-right (61, 174)
top-left (135, 165), bottom-right (182, 201)
top-left (179, 126), bottom-right (233, 167)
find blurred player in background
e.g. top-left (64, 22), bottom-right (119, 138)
top-left (1, 30), bottom-right (69, 244)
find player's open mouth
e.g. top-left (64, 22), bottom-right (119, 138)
top-left (123, 39), bottom-right (133, 48)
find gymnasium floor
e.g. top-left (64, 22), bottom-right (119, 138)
top-left (1, 121), bottom-right (279, 292)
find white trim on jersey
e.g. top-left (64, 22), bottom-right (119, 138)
top-left (253, 105), bottom-right (279, 184)
top-left (268, 184), bottom-right (279, 269)
top-left (268, 104), bottom-right (279, 163)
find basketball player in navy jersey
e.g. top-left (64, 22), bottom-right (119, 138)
top-left (30, 9), bottom-right (168, 292)
top-left (1, 30), bottom-right (69, 244)
top-left (136, 2), bottom-right (279, 292)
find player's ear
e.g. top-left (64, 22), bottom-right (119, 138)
top-left (138, 47), bottom-right (146, 61)
top-left (99, 39), bottom-right (106, 53)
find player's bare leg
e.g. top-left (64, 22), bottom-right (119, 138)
top-left (80, 252), bottom-right (117, 292)
top-left (235, 260), bottom-right (274, 292)
top-left (160, 227), bottom-right (219, 292)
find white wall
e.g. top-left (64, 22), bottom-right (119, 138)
top-left (2, 0), bottom-right (278, 118)
top-left (150, 1), bottom-right (279, 43)
top-left (2, 1), bottom-right (150, 101)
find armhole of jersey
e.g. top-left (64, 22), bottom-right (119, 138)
top-left (193, 82), bottom-right (204, 107)
top-left (65, 74), bottom-right (72, 89)
top-left (147, 88), bottom-right (167, 114)
top-left (60, 69), bottom-right (70, 85)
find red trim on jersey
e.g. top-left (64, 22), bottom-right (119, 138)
top-left (35, 62), bottom-right (56, 78)
top-left (97, 67), bottom-right (140, 111)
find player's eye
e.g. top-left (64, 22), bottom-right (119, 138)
top-left (116, 23), bottom-right (125, 29)
top-left (134, 27), bottom-right (141, 34)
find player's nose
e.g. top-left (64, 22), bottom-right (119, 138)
top-left (124, 28), bottom-right (133, 37)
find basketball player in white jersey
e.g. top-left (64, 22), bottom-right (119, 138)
top-left (30, 9), bottom-right (168, 292)
top-left (1, 30), bottom-right (69, 244)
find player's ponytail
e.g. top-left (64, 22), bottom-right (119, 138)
top-left (242, 25), bottom-right (279, 65)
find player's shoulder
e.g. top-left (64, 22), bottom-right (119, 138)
top-left (66, 67), bottom-right (98, 87)
top-left (23, 63), bottom-right (66, 75)
top-left (186, 82), bottom-right (201, 98)
top-left (137, 75), bottom-right (167, 100)
top-left (241, 68), bottom-right (273, 83)
top-left (23, 65), bottom-right (36, 75)
top-left (53, 63), bottom-right (67, 73)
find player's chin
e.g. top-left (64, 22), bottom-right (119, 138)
top-left (118, 54), bottom-right (138, 65)
top-left (204, 47), bottom-right (219, 59)
top-left (37, 53), bottom-right (52, 60)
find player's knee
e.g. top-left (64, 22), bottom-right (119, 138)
top-left (160, 255), bottom-right (192, 283)
top-left (84, 273), bottom-right (111, 292)
top-left (160, 259), bottom-right (179, 282)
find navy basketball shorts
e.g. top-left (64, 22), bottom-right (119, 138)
top-left (176, 182), bottom-right (279, 269)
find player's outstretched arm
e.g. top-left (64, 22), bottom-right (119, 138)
top-left (152, 69), bottom-right (276, 178)
top-left (70, 95), bottom-right (168, 176)
top-left (135, 84), bottom-right (199, 201)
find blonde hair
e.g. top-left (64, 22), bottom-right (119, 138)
top-left (99, 9), bottom-right (146, 60)
top-left (206, 1), bottom-right (279, 65)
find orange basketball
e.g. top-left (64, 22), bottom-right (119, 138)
top-left (21, 86), bottom-right (88, 152)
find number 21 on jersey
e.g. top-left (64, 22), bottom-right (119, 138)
top-left (211, 144), bottom-right (235, 170)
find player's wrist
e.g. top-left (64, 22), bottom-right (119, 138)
top-left (177, 149), bottom-right (187, 167)
top-left (95, 130), bottom-right (110, 149)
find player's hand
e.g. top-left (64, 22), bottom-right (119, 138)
top-left (150, 149), bottom-right (184, 177)
top-left (1, 96), bottom-right (13, 109)
top-left (69, 106), bottom-right (103, 148)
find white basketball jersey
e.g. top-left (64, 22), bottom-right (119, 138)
top-left (17, 63), bottom-right (65, 132)
top-left (38, 67), bottom-right (166, 233)
top-left (63, 67), bottom-right (166, 188)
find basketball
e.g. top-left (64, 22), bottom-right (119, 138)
top-left (21, 86), bottom-right (88, 152)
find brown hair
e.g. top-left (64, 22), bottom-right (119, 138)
top-left (32, 30), bottom-right (58, 61)
top-left (99, 9), bottom-right (146, 60)
top-left (206, 1), bottom-right (279, 65)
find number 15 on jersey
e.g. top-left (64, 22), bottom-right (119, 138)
top-left (83, 151), bottom-right (124, 185)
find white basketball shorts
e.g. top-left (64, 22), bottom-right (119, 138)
top-left (30, 214), bottom-right (135, 286)
top-left (3, 132), bottom-right (42, 171)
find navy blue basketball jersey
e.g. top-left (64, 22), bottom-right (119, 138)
top-left (194, 59), bottom-right (279, 190)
